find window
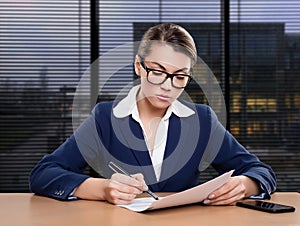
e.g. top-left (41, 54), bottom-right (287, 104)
top-left (0, 1), bottom-right (90, 191)
top-left (0, 0), bottom-right (299, 192)
top-left (230, 0), bottom-right (300, 191)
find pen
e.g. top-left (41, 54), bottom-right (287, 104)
top-left (108, 161), bottom-right (159, 200)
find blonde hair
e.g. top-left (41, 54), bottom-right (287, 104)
top-left (137, 23), bottom-right (197, 66)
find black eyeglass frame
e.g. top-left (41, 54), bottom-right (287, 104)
top-left (139, 61), bottom-right (193, 89)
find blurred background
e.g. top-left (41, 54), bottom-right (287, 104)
top-left (0, 0), bottom-right (299, 192)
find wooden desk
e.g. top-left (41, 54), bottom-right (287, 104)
top-left (1, 193), bottom-right (299, 226)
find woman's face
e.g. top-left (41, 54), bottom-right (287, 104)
top-left (135, 43), bottom-right (192, 111)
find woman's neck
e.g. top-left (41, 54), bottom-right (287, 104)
top-left (136, 93), bottom-right (168, 154)
top-left (137, 98), bottom-right (166, 155)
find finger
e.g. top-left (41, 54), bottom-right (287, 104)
top-left (111, 173), bottom-right (144, 189)
top-left (109, 175), bottom-right (143, 195)
top-left (204, 181), bottom-right (246, 205)
top-left (131, 173), bottom-right (148, 191)
top-left (205, 191), bottom-right (245, 205)
top-left (105, 188), bottom-right (137, 205)
top-left (207, 176), bottom-right (241, 201)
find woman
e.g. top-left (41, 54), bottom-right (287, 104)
top-left (30, 23), bottom-right (276, 205)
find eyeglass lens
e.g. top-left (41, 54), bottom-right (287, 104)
top-left (147, 70), bottom-right (190, 88)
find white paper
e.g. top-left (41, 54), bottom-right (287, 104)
top-left (118, 170), bottom-right (234, 212)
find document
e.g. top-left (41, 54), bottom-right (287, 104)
top-left (118, 170), bottom-right (234, 212)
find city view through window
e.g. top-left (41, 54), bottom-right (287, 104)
top-left (0, 1), bottom-right (299, 192)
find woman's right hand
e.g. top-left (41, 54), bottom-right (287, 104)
top-left (104, 173), bottom-right (148, 205)
top-left (73, 173), bottom-right (148, 205)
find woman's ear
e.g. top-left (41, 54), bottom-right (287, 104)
top-left (134, 55), bottom-right (142, 77)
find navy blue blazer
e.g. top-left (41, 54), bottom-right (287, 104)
top-left (29, 101), bottom-right (276, 200)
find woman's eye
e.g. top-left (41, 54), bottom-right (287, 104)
top-left (152, 70), bottom-right (164, 76)
top-left (175, 75), bottom-right (185, 80)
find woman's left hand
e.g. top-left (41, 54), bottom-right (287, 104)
top-left (203, 176), bottom-right (260, 205)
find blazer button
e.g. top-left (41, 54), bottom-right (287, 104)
top-left (54, 190), bottom-right (64, 196)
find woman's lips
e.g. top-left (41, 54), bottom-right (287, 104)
top-left (156, 94), bottom-right (171, 101)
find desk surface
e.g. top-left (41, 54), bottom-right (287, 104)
top-left (1, 192), bottom-right (299, 226)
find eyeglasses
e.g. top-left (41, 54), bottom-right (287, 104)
top-left (140, 61), bottom-right (192, 89)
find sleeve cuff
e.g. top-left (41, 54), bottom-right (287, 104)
top-left (249, 193), bottom-right (270, 200)
top-left (67, 187), bottom-right (79, 200)
top-left (249, 182), bottom-right (271, 199)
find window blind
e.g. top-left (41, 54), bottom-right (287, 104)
top-left (230, 0), bottom-right (300, 191)
top-left (0, 0), bottom-right (90, 191)
top-left (90, 0), bottom-right (300, 191)
top-left (0, 0), bottom-right (299, 192)
top-left (98, 0), bottom-right (222, 183)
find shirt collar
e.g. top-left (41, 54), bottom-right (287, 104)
top-left (113, 85), bottom-right (195, 119)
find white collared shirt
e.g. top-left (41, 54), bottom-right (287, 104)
top-left (113, 85), bottom-right (195, 181)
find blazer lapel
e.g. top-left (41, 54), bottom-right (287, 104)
top-left (158, 114), bottom-right (196, 190)
top-left (114, 116), bottom-right (158, 189)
